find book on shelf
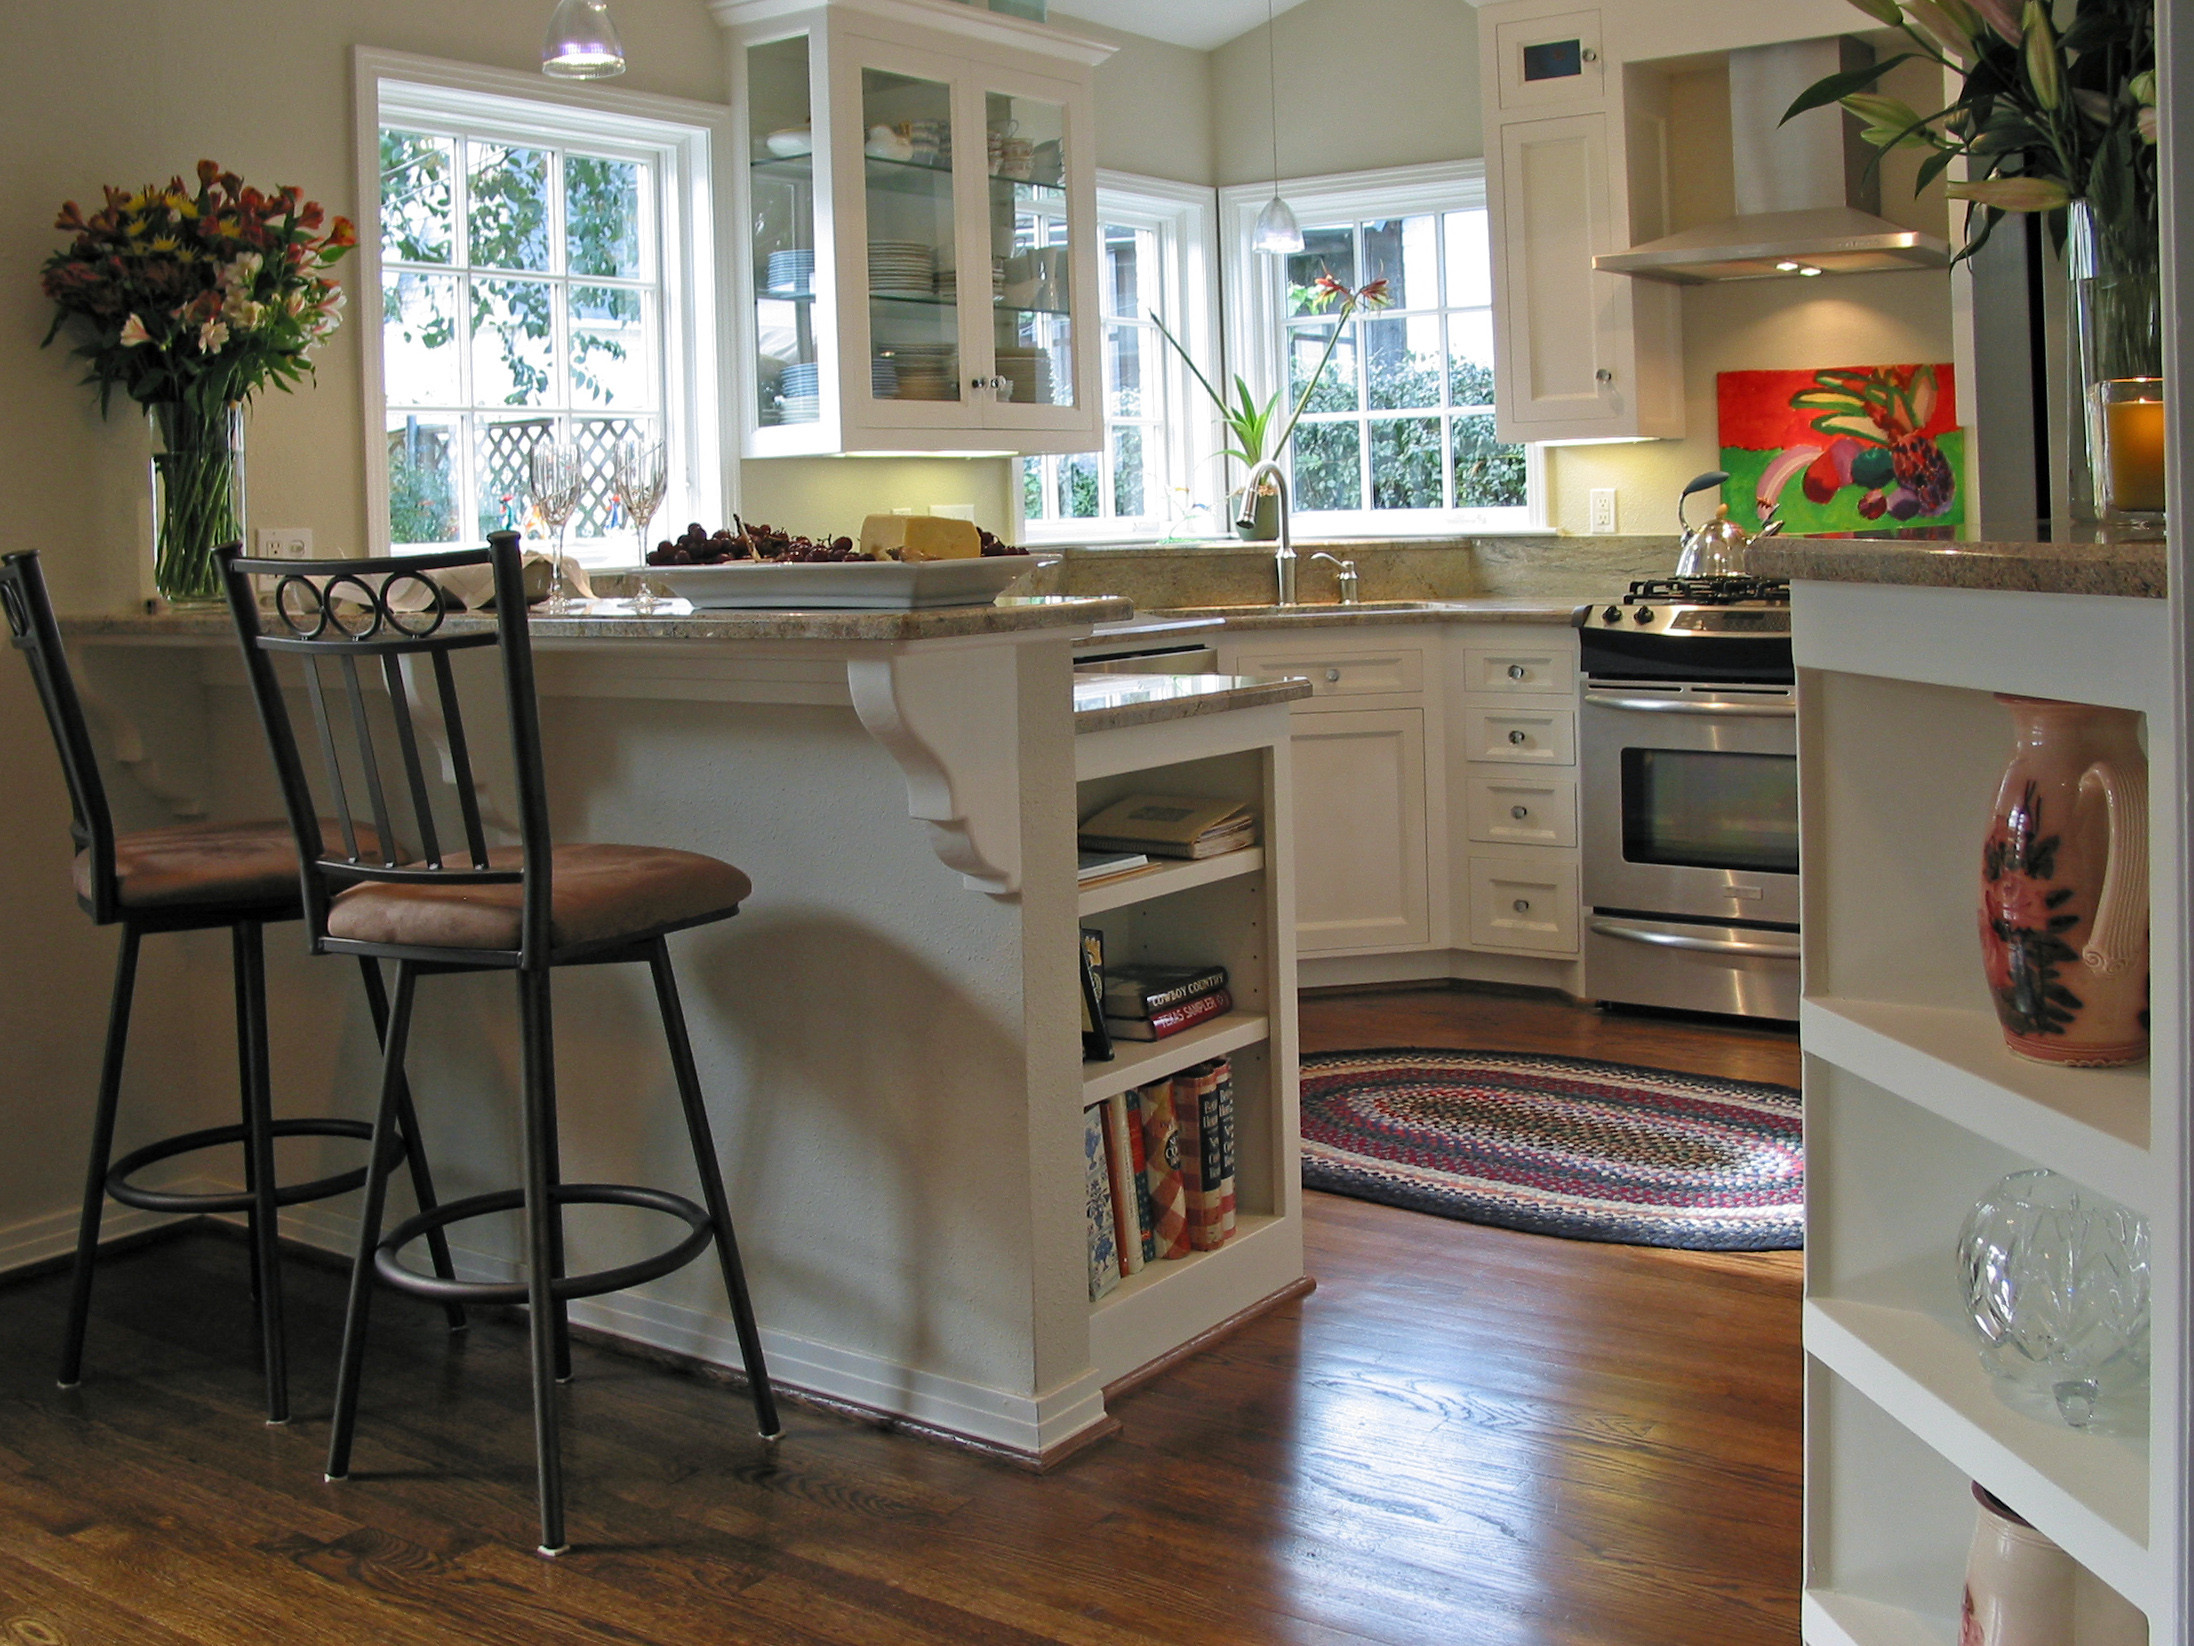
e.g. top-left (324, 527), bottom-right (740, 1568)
top-left (1101, 1091), bottom-right (1146, 1276)
top-left (1139, 1080), bottom-right (1192, 1261)
top-left (1102, 962), bottom-right (1228, 1020)
top-left (1079, 926), bottom-right (1112, 1062)
top-left (1078, 847), bottom-right (1150, 884)
top-left (1078, 793), bottom-right (1257, 860)
top-left (1083, 1101), bottom-right (1120, 1301)
top-left (1124, 1086), bottom-right (1158, 1266)
top-left (1171, 1059), bottom-right (1236, 1253)
top-left (1105, 987), bottom-right (1232, 1042)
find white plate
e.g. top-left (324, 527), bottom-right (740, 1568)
top-left (765, 128), bottom-right (813, 157)
top-left (653, 555), bottom-right (1051, 610)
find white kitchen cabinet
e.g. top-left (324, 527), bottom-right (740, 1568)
top-left (721, 0), bottom-right (1111, 457)
top-left (1465, 772), bottom-right (1577, 848)
top-left (1286, 707), bottom-right (1432, 955)
top-left (1460, 701), bottom-right (1575, 766)
top-left (1467, 854), bottom-right (1579, 953)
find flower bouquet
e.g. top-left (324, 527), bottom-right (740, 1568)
top-left (41, 160), bottom-right (356, 602)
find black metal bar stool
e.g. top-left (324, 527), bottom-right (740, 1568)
top-left (216, 534), bottom-right (779, 1557)
top-left (0, 549), bottom-right (462, 1425)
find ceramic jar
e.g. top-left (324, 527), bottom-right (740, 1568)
top-left (1961, 1485), bottom-right (2072, 1646)
top-left (1978, 696), bottom-right (2148, 1066)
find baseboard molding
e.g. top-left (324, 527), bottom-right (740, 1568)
top-left (271, 1197), bottom-right (1113, 1460)
top-left (0, 1176), bottom-right (233, 1282)
top-left (1299, 947), bottom-right (1582, 994)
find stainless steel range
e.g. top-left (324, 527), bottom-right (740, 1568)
top-left (1576, 575), bottom-right (1799, 1021)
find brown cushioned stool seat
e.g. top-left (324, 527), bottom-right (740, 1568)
top-left (75, 819), bottom-right (378, 911)
top-left (327, 844), bottom-right (751, 952)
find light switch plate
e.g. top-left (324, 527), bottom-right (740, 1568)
top-left (1587, 488), bottom-right (1618, 534)
top-left (254, 527), bottom-right (314, 559)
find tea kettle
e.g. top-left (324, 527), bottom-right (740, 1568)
top-left (1674, 470), bottom-right (1781, 577)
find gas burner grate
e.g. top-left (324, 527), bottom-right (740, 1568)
top-left (1624, 575), bottom-right (1791, 607)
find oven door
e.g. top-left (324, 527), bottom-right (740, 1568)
top-left (1580, 681), bottom-right (1799, 927)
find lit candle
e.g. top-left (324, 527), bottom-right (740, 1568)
top-left (2102, 389), bottom-right (2167, 515)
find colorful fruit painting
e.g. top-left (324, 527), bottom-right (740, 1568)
top-left (1718, 364), bottom-right (1963, 534)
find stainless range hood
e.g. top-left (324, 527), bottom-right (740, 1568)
top-left (1595, 39), bottom-right (1950, 285)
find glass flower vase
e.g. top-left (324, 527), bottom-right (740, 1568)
top-left (148, 401), bottom-right (246, 606)
top-left (2068, 199), bottom-right (2165, 528)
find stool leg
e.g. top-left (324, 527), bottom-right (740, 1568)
top-left (326, 961), bottom-right (417, 1483)
top-left (236, 922), bottom-right (290, 1424)
top-left (235, 928), bottom-right (263, 1313)
top-left (356, 958), bottom-right (466, 1334)
top-left (648, 940), bottom-right (780, 1441)
top-left (517, 967), bottom-right (569, 1556)
top-left (58, 924), bottom-right (141, 1390)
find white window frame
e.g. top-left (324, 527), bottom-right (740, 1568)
top-left (1218, 160), bottom-right (1548, 537)
top-left (1018, 170), bottom-right (1223, 544)
top-left (354, 48), bottom-right (737, 563)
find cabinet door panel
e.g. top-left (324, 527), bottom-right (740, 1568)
top-left (1231, 647), bottom-right (1424, 701)
top-left (1497, 113), bottom-right (1614, 429)
top-left (1290, 708), bottom-right (1430, 954)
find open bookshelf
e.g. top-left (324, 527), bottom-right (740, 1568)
top-left (1794, 581), bottom-right (2174, 1645)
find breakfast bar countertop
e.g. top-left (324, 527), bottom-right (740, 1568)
top-left (1746, 536), bottom-right (2167, 599)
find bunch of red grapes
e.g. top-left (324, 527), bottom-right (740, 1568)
top-left (645, 520), bottom-right (869, 565)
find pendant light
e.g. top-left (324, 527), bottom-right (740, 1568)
top-left (542, 0), bottom-right (626, 78)
top-left (1251, 0), bottom-right (1302, 256)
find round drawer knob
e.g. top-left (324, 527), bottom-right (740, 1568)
top-left (1325, 668), bottom-right (1341, 683)
top-left (1511, 805), bottom-right (1529, 820)
top-left (1507, 664), bottom-right (1527, 680)
top-left (1508, 729), bottom-right (1527, 745)
top-left (1513, 898), bottom-right (1532, 914)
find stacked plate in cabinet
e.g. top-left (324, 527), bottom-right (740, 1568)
top-left (994, 347), bottom-right (1053, 404)
top-left (932, 257), bottom-right (1006, 305)
top-left (873, 344), bottom-right (957, 400)
top-left (777, 360), bottom-right (819, 421)
top-left (868, 241), bottom-right (936, 298)
top-left (764, 249), bottom-right (815, 295)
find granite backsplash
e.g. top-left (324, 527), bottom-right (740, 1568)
top-left (1013, 536), bottom-right (1684, 608)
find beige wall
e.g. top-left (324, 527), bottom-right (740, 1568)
top-left (1082, 18), bottom-right (1216, 185)
top-left (1209, 0), bottom-right (1483, 186)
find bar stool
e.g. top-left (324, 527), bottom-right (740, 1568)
top-left (216, 533), bottom-right (779, 1557)
top-left (0, 549), bottom-right (461, 1425)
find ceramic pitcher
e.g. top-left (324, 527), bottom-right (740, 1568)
top-left (1962, 1484), bottom-right (2072, 1645)
top-left (1978, 696), bottom-right (2148, 1067)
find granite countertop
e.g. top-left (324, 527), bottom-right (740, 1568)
top-left (62, 594), bottom-right (1135, 645)
top-left (1145, 597), bottom-right (1582, 629)
top-left (1747, 538), bottom-right (2166, 600)
top-left (1072, 672), bottom-right (1313, 734)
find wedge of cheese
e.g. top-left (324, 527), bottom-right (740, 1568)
top-left (859, 513), bottom-right (982, 561)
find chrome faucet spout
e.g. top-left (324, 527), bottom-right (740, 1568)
top-left (1237, 460), bottom-right (1296, 605)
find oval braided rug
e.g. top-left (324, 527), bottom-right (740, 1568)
top-left (1301, 1048), bottom-right (1803, 1251)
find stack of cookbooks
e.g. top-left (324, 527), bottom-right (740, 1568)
top-left (1083, 1057), bottom-right (1238, 1301)
top-left (1077, 793), bottom-right (1256, 861)
top-left (1101, 960), bottom-right (1230, 1042)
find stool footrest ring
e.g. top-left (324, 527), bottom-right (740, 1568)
top-left (107, 1119), bottom-right (380, 1215)
top-left (375, 1185), bottom-right (715, 1306)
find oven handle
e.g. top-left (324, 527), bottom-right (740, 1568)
top-left (1584, 691), bottom-right (1795, 718)
top-left (1589, 918), bottom-right (1801, 959)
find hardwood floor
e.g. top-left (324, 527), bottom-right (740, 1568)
top-left (0, 987), bottom-right (1802, 1646)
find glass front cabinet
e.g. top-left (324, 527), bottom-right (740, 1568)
top-left (721, 0), bottom-right (1111, 457)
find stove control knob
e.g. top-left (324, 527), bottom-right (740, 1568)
top-left (1602, 605), bottom-right (1621, 624)
top-left (1632, 606), bottom-right (1654, 624)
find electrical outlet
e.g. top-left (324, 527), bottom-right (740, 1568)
top-left (254, 527), bottom-right (313, 559)
top-left (1588, 488), bottom-right (1619, 535)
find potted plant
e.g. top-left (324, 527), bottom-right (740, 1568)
top-left (1788, 0), bottom-right (2158, 521)
top-left (1152, 273), bottom-right (1389, 540)
top-left (41, 160), bottom-right (356, 602)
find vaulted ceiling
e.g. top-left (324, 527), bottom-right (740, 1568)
top-left (1043, 0), bottom-right (1319, 52)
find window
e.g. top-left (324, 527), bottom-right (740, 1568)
top-left (358, 52), bottom-right (731, 561)
top-left (1020, 173), bottom-right (1220, 542)
top-left (1221, 163), bottom-right (1544, 535)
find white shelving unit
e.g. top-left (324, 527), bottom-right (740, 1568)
top-left (1073, 705), bottom-right (1303, 1390)
top-left (1794, 579), bottom-right (2177, 1645)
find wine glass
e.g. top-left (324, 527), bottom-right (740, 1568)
top-left (528, 442), bottom-right (584, 614)
top-left (614, 437), bottom-right (670, 614)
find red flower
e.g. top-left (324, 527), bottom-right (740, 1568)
top-left (1990, 872), bottom-right (2056, 932)
top-left (327, 217), bottom-right (357, 250)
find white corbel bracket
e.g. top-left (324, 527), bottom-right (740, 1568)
top-left (846, 645), bottom-right (1023, 896)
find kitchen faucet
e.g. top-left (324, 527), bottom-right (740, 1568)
top-left (1235, 460), bottom-right (1296, 605)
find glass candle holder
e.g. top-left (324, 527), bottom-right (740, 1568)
top-left (2093, 377), bottom-right (2167, 523)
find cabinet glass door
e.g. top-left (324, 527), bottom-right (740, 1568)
top-left (749, 35), bottom-right (820, 431)
top-left (862, 67), bottom-right (960, 405)
top-left (986, 91), bottom-right (1073, 409)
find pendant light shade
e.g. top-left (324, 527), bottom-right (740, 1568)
top-left (543, 0), bottom-right (626, 78)
top-left (1253, 194), bottom-right (1304, 257)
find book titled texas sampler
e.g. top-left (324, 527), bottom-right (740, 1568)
top-left (1102, 961), bottom-right (1229, 1042)
top-left (1084, 1057), bottom-right (1235, 1295)
top-left (1078, 793), bottom-right (1256, 860)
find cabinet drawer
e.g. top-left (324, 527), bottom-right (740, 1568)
top-left (1234, 648), bottom-right (1423, 701)
top-left (1467, 856), bottom-right (1579, 954)
top-left (1463, 643), bottom-right (1575, 696)
top-left (1463, 705), bottom-right (1575, 765)
top-left (1465, 774), bottom-right (1577, 848)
